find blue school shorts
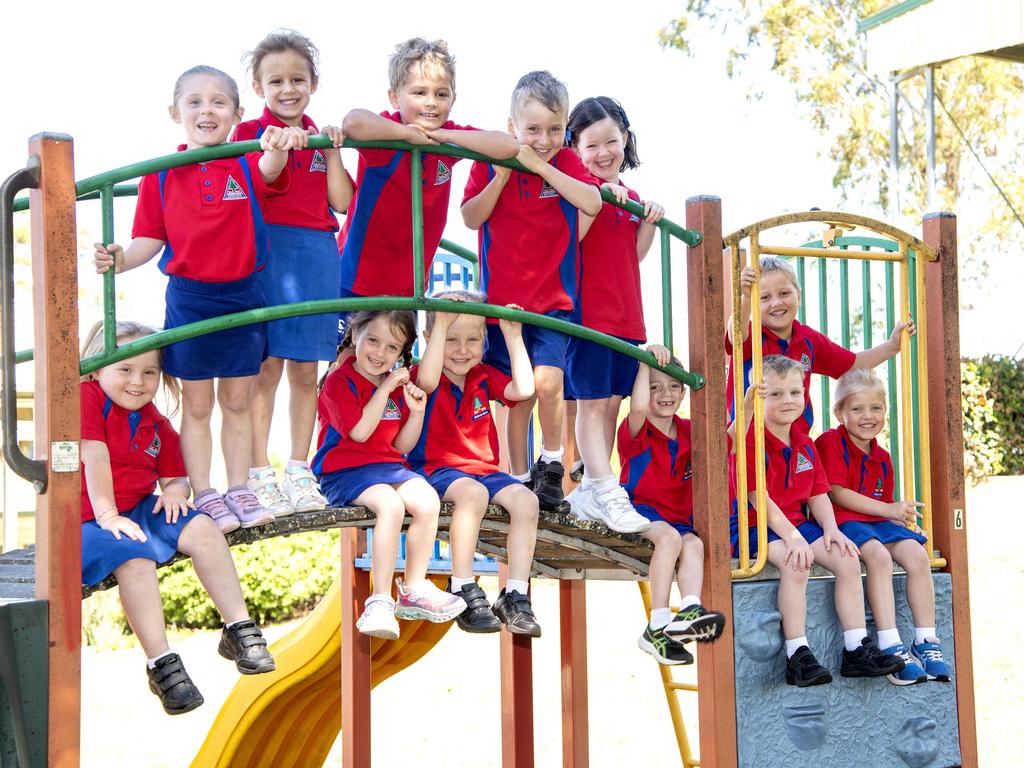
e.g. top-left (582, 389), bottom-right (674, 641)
top-left (81, 494), bottom-right (209, 587)
top-left (318, 462), bottom-right (421, 507)
top-left (635, 503), bottom-right (696, 537)
top-left (484, 309), bottom-right (573, 374)
top-left (163, 273), bottom-right (268, 380)
top-left (838, 519), bottom-right (927, 547)
top-left (261, 225), bottom-right (340, 362)
top-left (729, 515), bottom-right (824, 558)
top-left (424, 467), bottom-right (522, 500)
top-left (564, 335), bottom-right (642, 400)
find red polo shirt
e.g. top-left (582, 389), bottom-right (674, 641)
top-left (232, 106), bottom-right (341, 232)
top-left (578, 185), bottom-right (645, 340)
top-left (132, 145), bottom-right (289, 282)
top-left (731, 422), bottom-right (831, 529)
top-left (815, 425), bottom-right (895, 525)
top-left (463, 148), bottom-right (600, 314)
top-left (312, 357), bottom-right (409, 475)
top-left (725, 319), bottom-right (855, 431)
top-left (338, 111), bottom-right (475, 297)
top-left (617, 416), bottom-right (692, 525)
top-left (79, 380), bottom-right (187, 523)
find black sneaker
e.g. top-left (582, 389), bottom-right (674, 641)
top-left (218, 619), bottom-right (276, 674)
top-left (448, 579), bottom-right (501, 634)
top-left (841, 637), bottom-right (905, 678)
top-left (492, 588), bottom-right (542, 638)
top-left (785, 646), bottom-right (833, 687)
top-left (665, 604), bottom-right (727, 643)
top-left (569, 458), bottom-right (585, 482)
top-left (638, 624), bottom-right (694, 666)
top-left (147, 653), bottom-right (204, 715)
top-left (530, 459), bottom-right (569, 512)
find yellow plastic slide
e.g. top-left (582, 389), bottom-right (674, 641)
top-left (190, 574), bottom-right (452, 767)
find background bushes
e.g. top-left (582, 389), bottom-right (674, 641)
top-left (961, 355), bottom-right (1024, 483)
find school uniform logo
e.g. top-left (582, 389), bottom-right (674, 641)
top-left (145, 435), bottom-right (161, 458)
top-left (629, 213), bottom-right (641, 223)
top-left (795, 452), bottom-right (813, 473)
top-left (800, 352), bottom-right (811, 373)
top-left (435, 160), bottom-right (452, 185)
top-left (539, 180), bottom-right (560, 199)
top-left (682, 459), bottom-right (692, 481)
top-left (309, 150), bottom-right (328, 173)
top-left (872, 477), bottom-right (884, 498)
top-left (382, 399), bottom-right (402, 420)
top-left (223, 175), bottom-right (248, 201)
top-left (471, 396), bottom-right (490, 421)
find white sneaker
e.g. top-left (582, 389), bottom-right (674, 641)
top-left (356, 596), bottom-right (399, 640)
top-left (247, 468), bottom-right (295, 518)
top-left (567, 486), bottom-right (595, 521)
top-left (283, 466), bottom-right (328, 512)
top-left (581, 484), bottom-right (651, 534)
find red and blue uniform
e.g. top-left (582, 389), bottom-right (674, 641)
top-left (617, 416), bottom-right (694, 535)
top-left (338, 111), bottom-right (474, 297)
top-left (725, 320), bottom-right (855, 432)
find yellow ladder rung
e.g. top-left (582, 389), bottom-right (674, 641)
top-left (667, 681), bottom-right (698, 692)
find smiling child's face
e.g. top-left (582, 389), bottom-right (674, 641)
top-left (762, 368), bottom-right (805, 428)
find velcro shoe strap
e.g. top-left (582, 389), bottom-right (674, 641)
top-left (153, 659), bottom-right (191, 691)
top-left (230, 623), bottom-right (267, 649)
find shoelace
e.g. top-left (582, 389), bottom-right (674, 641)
top-left (916, 644), bottom-right (943, 663)
top-left (228, 492), bottom-right (264, 515)
top-left (196, 494), bottom-right (232, 518)
top-left (596, 486), bottom-right (637, 521)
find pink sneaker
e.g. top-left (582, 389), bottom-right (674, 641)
top-left (195, 490), bottom-right (240, 534)
top-left (224, 488), bottom-right (275, 529)
top-left (395, 578), bottom-right (467, 622)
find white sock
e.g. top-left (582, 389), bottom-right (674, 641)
top-left (915, 627), bottom-right (937, 645)
top-left (844, 628), bottom-right (866, 651)
top-left (649, 608), bottom-right (672, 630)
top-left (876, 628), bottom-right (902, 649)
top-left (286, 459), bottom-right (309, 472)
top-left (581, 474), bottom-right (611, 490)
top-left (248, 465), bottom-right (272, 478)
top-left (225, 617), bottom-right (252, 629)
top-left (680, 594), bottom-right (701, 610)
top-left (506, 579), bottom-right (530, 596)
top-left (450, 576), bottom-right (475, 593)
top-left (539, 447), bottom-right (563, 463)
top-left (513, 471), bottom-right (532, 483)
top-left (785, 637), bottom-right (808, 658)
top-left (146, 650), bottom-right (175, 669)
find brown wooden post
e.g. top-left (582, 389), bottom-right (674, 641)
top-left (28, 133), bottom-right (81, 768)
top-left (559, 580), bottom-right (588, 767)
top-left (341, 528), bottom-right (372, 768)
top-left (922, 212), bottom-right (978, 767)
top-left (685, 195), bottom-right (738, 768)
top-left (499, 563), bottom-right (534, 768)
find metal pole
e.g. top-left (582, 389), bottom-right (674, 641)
top-left (925, 66), bottom-right (937, 211)
top-left (889, 76), bottom-right (901, 222)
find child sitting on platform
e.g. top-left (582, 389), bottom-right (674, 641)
top-left (410, 290), bottom-right (542, 636)
top-left (730, 355), bottom-right (904, 686)
top-left (79, 321), bottom-right (274, 716)
top-left (816, 368), bottom-right (951, 684)
top-left (618, 347), bottom-right (725, 665)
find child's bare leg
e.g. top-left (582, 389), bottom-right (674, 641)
top-left (286, 360), bottom-right (319, 461)
top-left (534, 365), bottom-right (565, 455)
top-left (890, 539), bottom-right (935, 629)
top-left (767, 540), bottom-right (809, 639)
top-left (603, 396), bottom-right (621, 454)
top-left (177, 514), bottom-right (248, 624)
top-left (641, 522), bottom-right (682, 610)
top-left (217, 376), bottom-right (256, 487)
top-left (180, 379), bottom-right (216, 492)
top-left (353, 484), bottom-right (406, 595)
top-left (492, 483), bottom-right (540, 583)
top-left (859, 539), bottom-right (896, 630)
top-left (676, 533), bottom-right (705, 600)
top-left (811, 538), bottom-right (865, 631)
top-left (114, 558), bottom-right (170, 658)
top-left (506, 395), bottom-right (536, 476)
top-left (249, 356), bottom-right (284, 467)
top-left (443, 478), bottom-right (489, 580)
top-left (575, 398), bottom-right (613, 479)
top-left (396, 476), bottom-right (440, 586)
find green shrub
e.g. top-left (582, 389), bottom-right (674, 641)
top-left (973, 355), bottom-right (1024, 475)
top-left (961, 359), bottom-right (1004, 484)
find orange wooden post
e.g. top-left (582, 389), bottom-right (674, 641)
top-left (28, 133), bottom-right (82, 768)
top-left (685, 195), bottom-right (738, 768)
top-left (499, 563), bottom-right (534, 768)
top-left (559, 580), bottom-right (588, 767)
top-left (922, 212), bottom-right (978, 767)
top-left (341, 529), bottom-right (372, 768)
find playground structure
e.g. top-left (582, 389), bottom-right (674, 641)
top-left (0, 131), bottom-right (976, 767)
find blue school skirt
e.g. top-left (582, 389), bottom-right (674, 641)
top-left (839, 519), bottom-right (927, 547)
top-left (318, 462), bottom-right (421, 507)
top-left (163, 274), bottom-right (268, 380)
top-left (261, 225), bottom-right (340, 362)
top-left (81, 495), bottom-right (208, 586)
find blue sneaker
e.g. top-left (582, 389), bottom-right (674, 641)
top-left (911, 640), bottom-right (952, 682)
top-left (882, 643), bottom-right (928, 686)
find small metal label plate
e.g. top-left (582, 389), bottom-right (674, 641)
top-left (50, 441), bottom-right (80, 472)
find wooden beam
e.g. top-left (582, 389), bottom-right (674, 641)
top-left (341, 529), bottom-right (372, 768)
top-left (685, 195), bottom-right (738, 768)
top-left (559, 580), bottom-right (588, 767)
top-left (499, 564), bottom-right (534, 768)
top-left (29, 133), bottom-right (81, 768)
top-left (922, 212), bottom-right (978, 767)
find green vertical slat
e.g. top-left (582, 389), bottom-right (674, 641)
top-left (840, 254), bottom-right (850, 349)
top-left (885, 261), bottom-right (900, 500)
top-left (410, 148), bottom-right (425, 299)
top-left (862, 251), bottom-right (872, 347)
top-left (661, 227), bottom-right (673, 351)
top-left (100, 184), bottom-right (117, 354)
top-left (797, 257), bottom-right (806, 324)
top-left (908, 252), bottom-right (922, 503)
top-left (818, 258), bottom-right (830, 425)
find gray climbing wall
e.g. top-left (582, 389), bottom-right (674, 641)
top-left (733, 573), bottom-right (961, 768)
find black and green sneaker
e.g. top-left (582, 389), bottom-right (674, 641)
top-left (665, 604), bottom-right (726, 643)
top-left (638, 624), bottom-right (694, 666)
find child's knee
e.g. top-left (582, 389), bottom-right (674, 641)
top-left (833, 552), bottom-right (863, 580)
top-left (509, 488), bottom-right (539, 524)
top-left (862, 542), bottom-right (893, 572)
top-left (287, 361), bottom-right (319, 390)
top-left (183, 392), bottom-right (215, 420)
top-left (648, 524), bottom-right (683, 555)
top-left (217, 385), bottom-right (251, 414)
top-left (452, 480), bottom-right (489, 512)
top-left (779, 565), bottom-right (809, 587)
top-left (115, 557), bottom-right (157, 580)
top-left (900, 542), bottom-right (931, 574)
top-left (680, 533), bottom-right (704, 560)
top-left (533, 368), bottom-right (564, 401)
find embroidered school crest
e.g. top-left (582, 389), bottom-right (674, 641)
top-left (800, 352), bottom-right (811, 373)
top-left (471, 395), bottom-right (490, 421)
top-left (435, 160), bottom-right (452, 185)
top-left (223, 175), bottom-right (247, 200)
top-left (539, 180), bottom-right (560, 199)
top-left (145, 435), bottom-right (161, 458)
top-left (382, 399), bottom-right (402, 421)
top-left (872, 477), bottom-right (884, 498)
top-left (682, 459), bottom-right (692, 481)
top-left (795, 452), bottom-right (813, 473)
top-left (309, 150), bottom-right (327, 173)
